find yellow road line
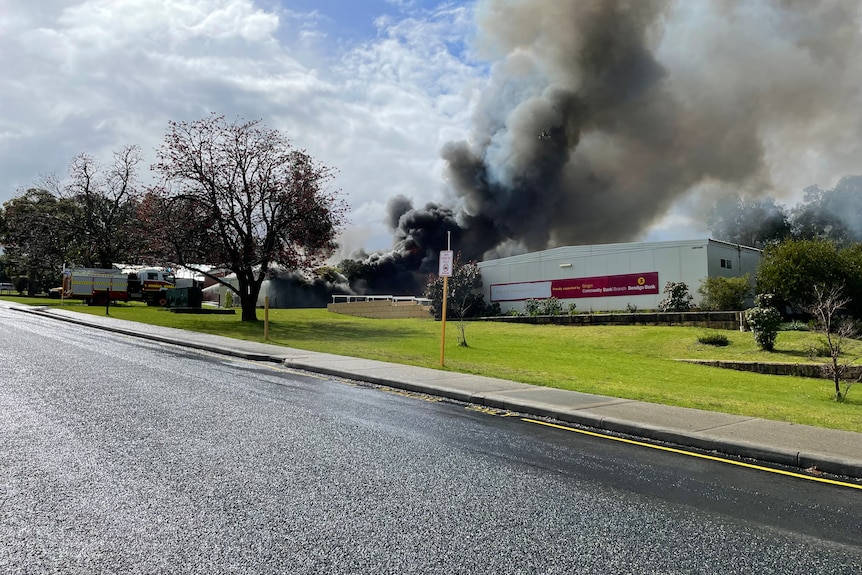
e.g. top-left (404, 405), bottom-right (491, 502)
top-left (209, 355), bottom-right (862, 490)
top-left (522, 418), bottom-right (862, 490)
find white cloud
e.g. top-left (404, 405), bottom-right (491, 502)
top-left (0, 0), bottom-right (483, 254)
top-left (15, 0), bottom-right (858, 259)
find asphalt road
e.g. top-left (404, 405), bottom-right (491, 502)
top-left (2, 309), bottom-right (861, 574)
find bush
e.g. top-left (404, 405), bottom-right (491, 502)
top-left (524, 297), bottom-right (563, 316)
top-left (541, 297), bottom-right (563, 316)
top-left (697, 332), bottom-right (729, 346)
top-left (658, 281), bottom-right (693, 312)
top-left (806, 340), bottom-right (833, 359)
top-left (745, 294), bottom-right (781, 351)
top-left (524, 298), bottom-right (542, 316)
top-left (698, 275), bottom-right (750, 311)
top-left (14, 277), bottom-right (29, 295)
top-left (625, 302), bottom-right (638, 313)
top-left (567, 302), bottom-right (578, 315)
top-left (485, 302), bottom-right (502, 317)
top-left (781, 321), bottom-right (809, 332)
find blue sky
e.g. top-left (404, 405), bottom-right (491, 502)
top-left (278, 0), bottom-right (450, 41)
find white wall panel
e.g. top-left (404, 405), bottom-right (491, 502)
top-left (478, 239), bottom-right (759, 313)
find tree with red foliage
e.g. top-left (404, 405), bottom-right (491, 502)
top-left (141, 115), bottom-right (346, 321)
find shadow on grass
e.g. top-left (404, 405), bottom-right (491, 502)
top-left (1, 296), bottom-right (144, 311)
top-left (766, 348), bottom-right (819, 360)
top-left (2, 297), bottom-right (431, 344)
top-left (158, 310), bottom-right (432, 345)
top-left (264, 319), bottom-right (430, 344)
top-left (1, 295), bottom-right (79, 307)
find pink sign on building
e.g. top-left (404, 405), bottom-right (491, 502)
top-left (491, 272), bottom-right (659, 302)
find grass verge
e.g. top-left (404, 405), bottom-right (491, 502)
top-left (4, 296), bottom-right (862, 433)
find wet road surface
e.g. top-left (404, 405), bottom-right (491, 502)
top-left (2, 309), bottom-right (861, 573)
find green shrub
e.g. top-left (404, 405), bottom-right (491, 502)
top-left (806, 340), bottom-right (833, 359)
top-left (567, 302), bottom-right (578, 315)
top-left (745, 294), bottom-right (781, 351)
top-left (698, 275), bottom-right (751, 311)
top-left (485, 302), bottom-right (502, 317)
top-left (540, 297), bottom-right (563, 316)
top-left (781, 320), bottom-right (809, 332)
top-left (14, 277), bottom-right (29, 295)
top-left (525, 297), bottom-right (563, 316)
top-left (658, 281), bottom-right (693, 312)
top-left (697, 332), bottom-right (730, 346)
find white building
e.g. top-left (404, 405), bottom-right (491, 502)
top-left (477, 238), bottom-right (760, 313)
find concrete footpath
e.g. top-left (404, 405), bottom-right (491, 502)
top-left (7, 302), bottom-right (862, 480)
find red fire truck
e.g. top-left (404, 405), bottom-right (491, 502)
top-left (61, 267), bottom-right (175, 306)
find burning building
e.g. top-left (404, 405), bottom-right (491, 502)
top-left (344, 0), bottom-right (862, 299)
top-left (477, 238), bottom-right (760, 314)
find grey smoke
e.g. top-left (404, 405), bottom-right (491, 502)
top-left (349, 0), bottom-right (862, 296)
top-left (438, 0), bottom-right (862, 255)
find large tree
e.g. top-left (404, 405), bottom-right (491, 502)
top-left (838, 242), bottom-right (862, 319)
top-left (143, 115), bottom-right (346, 321)
top-left (0, 188), bottom-right (80, 294)
top-left (791, 176), bottom-right (862, 246)
top-left (707, 194), bottom-right (791, 248)
top-left (1, 146), bottom-right (144, 291)
top-left (756, 239), bottom-right (851, 315)
top-left (45, 145), bottom-right (145, 268)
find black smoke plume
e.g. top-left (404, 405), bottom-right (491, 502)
top-left (342, 0), bottom-right (862, 297)
top-left (340, 197), bottom-right (465, 296)
top-left (262, 270), bottom-right (352, 309)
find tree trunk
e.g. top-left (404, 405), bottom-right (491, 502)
top-left (457, 318), bottom-right (469, 347)
top-left (834, 363), bottom-right (842, 401)
top-left (241, 298), bottom-right (258, 322)
top-left (236, 271), bottom-right (263, 322)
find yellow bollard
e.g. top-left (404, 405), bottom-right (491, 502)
top-left (264, 296), bottom-right (270, 340)
top-left (440, 276), bottom-right (449, 366)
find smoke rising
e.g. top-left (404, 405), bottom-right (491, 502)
top-left (342, 0), bottom-right (862, 297)
top-left (266, 270), bottom-right (352, 309)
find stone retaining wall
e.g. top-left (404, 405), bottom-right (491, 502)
top-left (481, 311), bottom-right (743, 330)
top-left (328, 300), bottom-right (432, 320)
top-left (679, 359), bottom-right (862, 380)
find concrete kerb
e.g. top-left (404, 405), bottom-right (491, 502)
top-left (797, 453), bottom-right (862, 479)
top-left (9, 304), bottom-right (862, 480)
top-left (283, 358), bottom-right (534, 405)
top-left (11, 306), bottom-right (284, 363)
top-left (464, 394), bottom-right (810, 471)
top-left (283, 356), bottom-right (862, 477)
top-left (597, 416), bottom-right (803, 467)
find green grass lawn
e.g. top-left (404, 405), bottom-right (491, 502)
top-left (5, 295), bottom-right (862, 432)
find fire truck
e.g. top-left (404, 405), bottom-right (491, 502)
top-left (61, 267), bottom-right (175, 306)
top-left (124, 267), bottom-right (176, 306)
